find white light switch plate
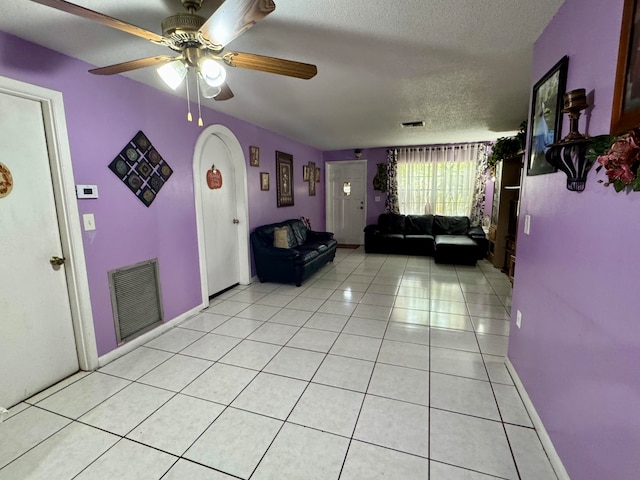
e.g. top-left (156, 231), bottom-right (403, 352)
top-left (524, 215), bottom-right (531, 235)
top-left (83, 213), bottom-right (96, 231)
top-left (516, 310), bottom-right (522, 329)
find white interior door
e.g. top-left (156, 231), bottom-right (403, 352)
top-left (0, 91), bottom-right (79, 408)
top-left (201, 135), bottom-right (240, 297)
top-left (326, 160), bottom-right (367, 244)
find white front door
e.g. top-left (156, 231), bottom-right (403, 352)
top-left (326, 160), bottom-right (367, 244)
top-left (0, 91), bottom-right (79, 408)
top-left (200, 135), bottom-right (240, 296)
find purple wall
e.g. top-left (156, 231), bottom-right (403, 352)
top-left (323, 148), bottom-right (389, 225)
top-left (509, 1), bottom-right (640, 478)
top-left (0, 32), bottom-right (323, 356)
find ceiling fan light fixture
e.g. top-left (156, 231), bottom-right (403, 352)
top-left (199, 75), bottom-right (222, 98)
top-left (199, 58), bottom-right (226, 88)
top-left (157, 60), bottom-right (187, 90)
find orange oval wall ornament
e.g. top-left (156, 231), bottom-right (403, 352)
top-left (206, 165), bottom-right (223, 189)
top-left (0, 162), bottom-right (13, 198)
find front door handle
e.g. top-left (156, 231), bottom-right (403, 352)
top-left (233, 219), bottom-right (240, 224)
top-left (50, 256), bottom-right (66, 266)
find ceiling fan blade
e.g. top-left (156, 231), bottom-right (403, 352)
top-left (222, 52), bottom-right (317, 79)
top-left (215, 82), bottom-right (235, 101)
top-left (30, 0), bottom-right (165, 43)
top-left (199, 0), bottom-right (275, 49)
top-left (89, 56), bottom-right (176, 75)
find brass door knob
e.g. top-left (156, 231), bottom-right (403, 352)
top-left (50, 256), bottom-right (66, 266)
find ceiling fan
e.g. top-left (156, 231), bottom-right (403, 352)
top-left (31, 0), bottom-right (318, 103)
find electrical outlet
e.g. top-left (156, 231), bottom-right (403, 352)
top-left (523, 215), bottom-right (531, 235)
top-left (516, 310), bottom-right (522, 329)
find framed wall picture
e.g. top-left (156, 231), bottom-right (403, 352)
top-left (276, 151), bottom-right (294, 207)
top-left (260, 172), bottom-right (269, 191)
top-left (308, 161), bottom-right (316, 196)
top-left (527, 55), bottom-right (568, 176)
top-left (303, 165), bottom-right (309, 181)
top-left (316, 167), bottom-right (321, 182)
top-left (611, 0), bottom-right (640, 134)
top-left (249, 146), bottom-right (260, 167)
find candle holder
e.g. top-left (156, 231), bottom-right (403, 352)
top-left (562, 88), bottom-right (588, 141)
top-left (545, 89), bottom-right (593, 191)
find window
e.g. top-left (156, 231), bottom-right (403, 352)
top-left (396, 146), bottom-right (478, 216)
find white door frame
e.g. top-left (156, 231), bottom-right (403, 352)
top-left (0, 75), bottom-right (98, 371)
top-left (193, 125), bottom-right (251, 306)
top-left (325, 160), bottom-right (368, 243)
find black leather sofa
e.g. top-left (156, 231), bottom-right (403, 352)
top-left (364, 213), bottom-right (487, 265)
top-left (251, 219), bottom-right (338, 286)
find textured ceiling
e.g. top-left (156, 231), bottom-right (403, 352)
top-left (0, 0), bottom-right (563, 150)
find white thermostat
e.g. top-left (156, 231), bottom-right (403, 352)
top-left (76, 185), bottom-right (99, 199)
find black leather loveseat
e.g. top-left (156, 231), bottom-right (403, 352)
top-left (364, 213), bottom-right (487, 264)
top-left (251, 219), bottom-right (338, 286)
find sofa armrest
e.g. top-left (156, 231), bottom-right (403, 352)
top-left (468, 226), bottom-right (486, 239)
top-left (364, 224), bottom-right (380, 234)
top-left (307, 230), bottom-right (334, 242)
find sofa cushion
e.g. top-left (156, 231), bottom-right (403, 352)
top-left (303, 241), bottom-right (330, 253)
top-left (274, 226), bottom-right (291, 248)
top-left (288, 220), bottom-right (309, 246)
top-left (294, 248), bottom-right (320, 265)
top-left (405, 234), bottom-right (435, 242)
top-left (404, 234), bottom-right (435, 254)
top-left (433, 215), bottom-right (470, 235)
top-left (405, 215), bottom-right (434, 235)
top-left (254, 222), bottom-right (295, 246)
top-left (435, 235), bottom-right (477, 248)
top-left (378, 213), bottom-right (406, 233)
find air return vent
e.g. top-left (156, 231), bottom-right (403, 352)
top-left (109, 259), bottom-right (163, 344)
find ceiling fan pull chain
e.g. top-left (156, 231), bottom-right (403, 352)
top-left (196, 75), bottom-right (204, 127)
top-left (185, 69), bottom-right (193, 122)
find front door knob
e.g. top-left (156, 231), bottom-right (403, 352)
top-left (233, 219), bottom-right (240, 224)
top-left (50, 256), bottom-right (66, 266)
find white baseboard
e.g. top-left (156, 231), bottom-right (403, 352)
top-left (97, 304), bottom-right (205, 368)
top-left (506, 358), bottom-right (571, 480)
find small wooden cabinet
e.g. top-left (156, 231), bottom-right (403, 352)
top-left (488, 154), bottom-right (523, 277)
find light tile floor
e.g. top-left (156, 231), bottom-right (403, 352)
top-left (1, 248), bottom-right (559, 480)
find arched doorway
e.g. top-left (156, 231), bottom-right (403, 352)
top-left (193, 125), bottom-right (250, 304)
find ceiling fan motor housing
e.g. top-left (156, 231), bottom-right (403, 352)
top-left (161, 13), bottom-right (207, 50)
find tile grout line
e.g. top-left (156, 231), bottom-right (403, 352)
top-left (467, 265), bottom-right (523, 480)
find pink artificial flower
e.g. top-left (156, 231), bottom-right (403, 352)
top-left (605, 164), bottom-right (635, 184)
top-left (597, 153), bottom-right (615, 168)
top-left (608, 136), bottom-right (640, 166)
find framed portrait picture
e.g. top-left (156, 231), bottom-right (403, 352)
top-left (260, 172), bottom-right (269, 191)
top-left (249, 146), bottom-right (260, 167)
top-left (303, 165), bottom-right (309, 181)
top-left (611, 0), bottom-right (640, 134)
top-left (527, 55), bottom-right (568, 176)
top-left (276, 151), bottom-right (294, 207)
top-left (316, 167), bottom-right (321, 182)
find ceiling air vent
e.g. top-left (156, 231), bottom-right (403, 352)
top-left (401, 121), bottom-right (425, 128)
